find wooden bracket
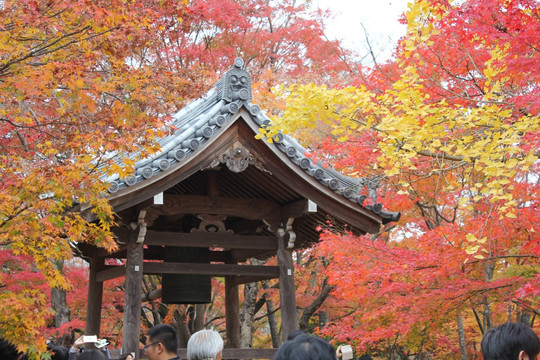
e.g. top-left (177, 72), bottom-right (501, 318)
top-left (278, 218), bottom-right (296, 249)
top-left (136, 210), bottom-right (147, 243)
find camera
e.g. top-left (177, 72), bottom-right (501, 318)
top-left (340, 345), bottom-right (353, 360)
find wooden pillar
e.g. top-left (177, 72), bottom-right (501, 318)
top-left (122, 234), bottom-right (144, 359)
top-left (86, 255), bottom-right (104, 337)
top-left (277, 231), bottom-right (298, 344)
top-left (225, 275), bottom-right (241, 348)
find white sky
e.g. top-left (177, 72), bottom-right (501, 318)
top-left (315, 0), bottom-right (412, 63)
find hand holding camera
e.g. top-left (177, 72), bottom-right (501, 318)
top-left (336, 344), bottom-right (353, 360)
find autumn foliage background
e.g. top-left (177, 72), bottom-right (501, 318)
top-left (0, 0), bottom-right (538, 359)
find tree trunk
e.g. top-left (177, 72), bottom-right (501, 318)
top-left (123, 239), bottom-right (144, 358)
top-left (174, 306), bottom-right (192, 348)
top-left (240, 280), bottom-right (258, 348)
top-left (51, 260), bottom-right (71, 328)
top-left (261, 280), bottom-right (280, 348)
top-left (318, 312), bottom-right (329, 327)
top-left (277, 235), bottom-right (298, 343)
top-left (193, 304), bottom-right (206, 332)
top-left (457, 313), bottom-right (469, 360)
top-left (298, 277), bottom-right (334, 331)
top-left (51, 287), bottom-right (71, 327)
top-left (483, 263), bottom-right (495, 330)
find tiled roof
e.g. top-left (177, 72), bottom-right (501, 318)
top-left (103, 58), bottom-right (399, 225)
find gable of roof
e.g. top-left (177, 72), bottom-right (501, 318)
top-left (102, 58), bottom-right (400, 229)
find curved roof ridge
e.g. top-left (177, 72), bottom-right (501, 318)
top-left (103, 58), bottom-right (399, 224)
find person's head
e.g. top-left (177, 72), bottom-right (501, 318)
top-left (46, 338), bottom-right (57, 350)
top-left (50, 346), bottom-right (69, 360)
top-left (274, 334), bottom-right (337, 360)
top-left (118, 353), bottom-right (134, 360)
top-left (145, 324), bottom-right (179, 360)
top-left (77, 350), bottom-right (108, 360)
top-left (481, 322), bottom-right (540, 360)
top-left (287, 330), bottom-right (307, 341)
top-left (0, 338), bottom-right (22, 360)
top-left (187, 329), bottom-right (224, 360)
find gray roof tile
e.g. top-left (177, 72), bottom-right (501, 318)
top-left (104, 58), bottom-right (400, 224)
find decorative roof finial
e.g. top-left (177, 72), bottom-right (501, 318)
top-left (233, 57), bottom-right (245, 68)
top-left (221, 58), bottom-right (252, 103)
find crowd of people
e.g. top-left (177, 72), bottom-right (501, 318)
top-left (1, 321), bottom-right (539, 360)
top-left (142, 322), bottom-right (540, 360)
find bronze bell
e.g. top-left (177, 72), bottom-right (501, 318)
top-left (162, 247), bottom-right (211, 304)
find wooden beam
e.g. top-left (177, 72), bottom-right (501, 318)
top-left (128, 248), bottom-right (268, 263)
top-left (221, 348), bottom-right (277, 359)
top-left (85, 256), bottom-right (104, 337)
top-left (280, 199), bottom-right (317, 219)
top-left (100, 248), bottom-right (273, 266)
top-left (77, 242), bottom-right (121, 259)
top-left (206, 170), bottom-right (220, 197)
top-left (96, 261), bottom-right (281, 282)
top-left (143, 262), bottom-right (279, 277)
top-left (225, 273), bottom-right (240, 348)
top-left (127, 348), bottom-right (278, 360)
top-left (84, 247), bottom-right (127, 259)
top-left (144, 231), bottom-right (278, 250)
top-left (96, 265), bottom-right (126, 282)
top-left (144, 194), bottom-right (281, 221)
top-left (230, 249), bottom-right (275, 263)
top-left (232, 274), bottom-right (280, 285)
top-left (123, 240), bottom-right (144, 358)
top-left (228, 219), bottom-right (267, 235)
top-left (277, 234), bottom-right (298, 343)
top-left (138, 248), bottom-right (230, 262)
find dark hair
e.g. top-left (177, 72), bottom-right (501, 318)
top-left (50, 346), bottom-right (69, 360)
top-left (77, 350), bottom-right (108, 360)
top-left (118, 354), bottom-right (134, 360)
top-left (147, 324), bottom-right (179, 354)
top-left (481, 322), bottom-right (540, 360)
top-left (0, 338), bottom-right (22, 360)
top-left (274, 334), bottom-right (337, 360)
top-left (287, 330), bottom-right (307, 341)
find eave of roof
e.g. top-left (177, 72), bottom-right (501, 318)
top-left (102, 58), bottom-right (400, 228)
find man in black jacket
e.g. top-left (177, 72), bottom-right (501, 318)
top-left (144, 324), bottom-right (180, 360)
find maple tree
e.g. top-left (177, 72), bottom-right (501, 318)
top-left (265, 0), bottom-right (540, 358)
top-left (0, 0), bottom-right (356, 356)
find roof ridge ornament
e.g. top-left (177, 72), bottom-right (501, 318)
top-left (220, 57), bottom-right (252, 103)
top-left (205, 141), bottom-right (269, 174)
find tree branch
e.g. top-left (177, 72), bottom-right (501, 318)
top-left (298, 277), bottom-right (335, 330)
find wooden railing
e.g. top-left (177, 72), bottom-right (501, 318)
top-left (108, 347), bottom-right (278, 360)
